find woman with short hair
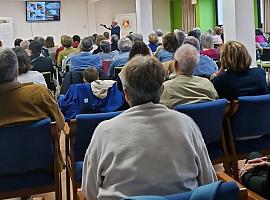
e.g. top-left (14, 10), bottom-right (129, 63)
top-left (148, 33), bottom-right (159, 53)
top-left (157, 33), bottom-right (179, 62)
top-left (212, 41), bottom-right (268, 100)
top-left (200, 32), bottom-right (219, 61)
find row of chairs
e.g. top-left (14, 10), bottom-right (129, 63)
top-left (1, 94), bottom-right (270, 199)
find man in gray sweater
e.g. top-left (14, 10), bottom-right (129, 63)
top-left (82, 55), bottom-right (217, 200)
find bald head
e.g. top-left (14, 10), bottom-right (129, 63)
top-left (174, 44), bottom-right (200, 76)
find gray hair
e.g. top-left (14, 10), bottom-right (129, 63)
top-left (100, 40), bottom-right (111, 53)
top-left (111, 34), bottom-right (119, 43)
top-left (118, 38), bottom-right (132, 52)
top-left (183, 36), bottom-right (200, 51)
top-left (80, 37), bottom-right (93, 52)
top-left (207, 28), bottom-right (214, 35)
top-left (133, 33), bottom-right (143, 43)
top-left (0, 48), bottom-right (18, 84)
top-left (201, 32), bottom-right (214, 49)
top-left (34, 36), bottom-right (45, 46)
top-left (121, 55), bottom-right (165, 106)
top-left (155, 29), bottom-right (164, 37)
top-left (174, 44), bottom-right (199, 76)
top-left (175, 30), bottom-right (186, 47)
top-left (20, 40), bottom-right (30, 50)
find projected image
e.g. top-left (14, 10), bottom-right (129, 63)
top-left (26, 1), bottom-right (61, 22)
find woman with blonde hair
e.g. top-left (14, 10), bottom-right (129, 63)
top-left (212, 41), bottom-right (268, 100)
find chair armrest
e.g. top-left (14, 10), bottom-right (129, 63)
top-left (217, 172), bottom-right (266, 200)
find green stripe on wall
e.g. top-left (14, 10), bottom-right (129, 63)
top-left (170, 0), bottom-right (182, 32)
top-left (196, 0), bottom-right (216, 32)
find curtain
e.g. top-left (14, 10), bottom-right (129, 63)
top-left (264, 0), bottom-right (270, 33)
top-left (182, 0), bottom-right (196, 32)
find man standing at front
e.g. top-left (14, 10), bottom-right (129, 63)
top-left (82, 56), bottom-right (217, 200)
top-left (101, 20), bottom-right (121, 39)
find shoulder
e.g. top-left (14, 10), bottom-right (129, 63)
top-left (249, 67), bottom-right (266, 75)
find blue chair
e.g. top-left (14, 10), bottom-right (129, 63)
top-left (0, 119), bottom-right (62, 200)
top-left (226, 94), bottom-right (270, 179)
top-left (175, 99), bottom-right (231, 173)
top-left (122, 181), bottom-right (243, 200)
top-left (65, 111), bottom-right (122, 200)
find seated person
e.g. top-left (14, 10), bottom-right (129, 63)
top-left (111, 34), bottom-right (119, 51)
top-left (70, 37), bottom-right (102, 71)
top-left (97, 40), bottom-right (118, 62)
top-left (58, 67), bottom-right (124, 121)
top-left (157, 33), bottom-right (179, 62)
top-left (200, 32), bottom-right (219, 61)
top-left (148, 33), bottom-right (159, 53)
top-left (239, 152), bottom-right (270, 199)
top-left (129, 41), bottom-right (151, 60)
top-left (0, 48), bottom-right (64, 131)
top-left (109, 38), bottom-right (132, 78)
top-left (255, 28), bottom-right (269, 48)
top-left (160, 44), bottom-right (218, 109)
top-left (93, 35), bottom-right (106, 55)
top-left (211, 41), bottom-right (268, 101)
top-left (72, 34), bottom-right (81, 48)
top-left (82, 55), bottom-right (217, 200)
top-left (184, 36), bottom-right (218, 78)
top-left (14, 47), bottom-right (47, 87)
top-left (29, 41), bottom-right (55, 74)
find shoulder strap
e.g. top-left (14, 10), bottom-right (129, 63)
top-left (190, 181), bottom-right (223, 200)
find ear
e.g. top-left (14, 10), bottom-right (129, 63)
top-left (160, 84), bottom-right (164, 96)
top-left (174, 59), bottom-right (179, 72)
top-left (123, 89), bottom-right (132, 107)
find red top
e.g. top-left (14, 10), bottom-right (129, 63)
top-left (200, 48), bottom-right (220, 61)
top-left (55, 46), bottom-right (64, 60)
top-left (72, 41), bottom-right (80, 48)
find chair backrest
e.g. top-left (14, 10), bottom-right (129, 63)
top-left (42, 71), bottom-right (52, 85)
top-left (175, 99), bottom-right (228, 144)
top-left (231, 94), bottom-right (270, 138)
top-left (73, 111), bottom-right (122, 161)
top-left (0, 118), bottom-right (53, 176)
top-left (260, 48), bottom-right (270, 61)
top-left (102, 60), bottom-right (112, 75)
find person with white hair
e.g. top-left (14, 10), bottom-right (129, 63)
top-left (20, 40), bottom-right (31, 55)
top-left (101, 20), bottom-right (120, 39)
top-left (160, 44), bottom-right (218, 109)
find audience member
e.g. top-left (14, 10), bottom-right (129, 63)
top-left (93, 35), bottom-right (106, 55)
top-left (183, 36), bottom-right (218, 78)
top-left (34, 36), bottom-right (49, 57)
top-left (109, 38), bottom-right (132, 78)
top-left (255, 28), bottom-right (269, 48)
top-left (160, 44), bottom-right (218, 108)
top-left (55, 35), bottom-right (65, 61)
top-left (111, 34), bottom-right (119, 51)
top-left (157, 33), bottom-right (179, 62)
top-left (133, 33), bottom-right (144, 43)
top-left (175, 30), bottom-right (186, 47)
top-left (213, 26), bottom-right (223, 47)
top-left (58, 67), bottom-right (124, 120)
top-left (188, 30), bottom-right (200, 42)
top-left (98, 40), bottom-right (118, 62)
top-left (20, 40), bottom-right (31, 55)
top-left (57, 35), bottom-right (78, 68)
top-left (45, 36), bottom-right (58, 54)
top-left (82, 55), bottom-right (217, 200)
top-left (148, 33), bottom-right (159, 52)
top-left (103, 31), bottom-right (110, 42)
top-left (126, 33), bottom-right (134, 43)
top-left (0, 48), bottom-right (64, 130)
top-left (200, 32), bottom-right (219, 61)
top-left (14, 47), bottom-right (47, 86)
top-left (212, 41), bottom-right (268, 100)
top-left (29, 41), bottom-right (55, 73)
top-left (72, 35), bottom-right (81, 48)
top-left (70, 37), bottom-right (101, 71)
top-left (155, 29), bottom-right (164, 45)
top-left (129, 41), bottom-right (151, 61)
top-left (14, 38), bottom-right (23, 47)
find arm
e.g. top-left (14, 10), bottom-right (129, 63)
top-left (100, 24), bottom-right (112, 30)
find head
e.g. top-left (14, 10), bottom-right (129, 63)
top-left (111, 34), bottom-right (119, 43)
top-left (72, 35), bottom-right (81, 43)
top-left (148, 33), bottom-right (158, 45)
top-left (103, 32), bottom-right (110, 40)
top-left (129, 41), bottom-right (151, 60)
top-left (92, 34), bottom-right (98, 44)
top-left (100, 40), bottom-right (111, 53)
top-left (29, 40), bottom-right (42, 55)
top-left (121, 55), bottom-right (165, 107)
top-left (162, 33), bottom-right (179, 53)
top-left (83, 67), bottom-right (99, 83)
top-left (34, 36), bottom-right (45, 47)
top-left (20, 40), bottom-right (30, 50)
top-left (174, 44), bottom-right (200, 76)
top-left (255, 28), bottom-right (264, 36)
top-left (45, 36), bottom-right (55, 48)
top-left (207, 28), bottom-right (214, 35)
top-left (133, 33), bottom-right (144, 43)
top-left (112, 20), bottom-right (118, 27)
top-left (221, 41), bottom-right (252, 72)
top-left (188, 30), bottom-right (200, 41)
top-left (118, 38), bottom-right (132, 52)
top-left (0, 48), bottom-right (18, 84)
top-left (61, 35), bottom-right (72, 48)
top-left (13, 47), bottom-right (32, 75)
top-left (175, 30), bottom-right (186, 47)
top-left (200, 32), bottom-right (214, 49)
top-left (155, 29), bottom-right (164, 37)
top-left (183, 36), bottom-right (200, 51)
top-left (14, 38), bottom-right (23, 47)
top-left (193, 27), bottom-right (201, 38)
top-left (126, 33), bottom-right (134, 43)
top-left (95, 35), bottom-right (106, 47)
top-left (80, 37), bottom-right (93, 52)
top-left (214, 26), bottom-right (222, 35)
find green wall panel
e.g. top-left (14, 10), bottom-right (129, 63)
top-left (170, 0), bottom-right (182, 31)
top-left (196, 0), bottom-right (216, 31)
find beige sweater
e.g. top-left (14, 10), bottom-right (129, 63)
top-left (82, 102), bottom-right (217, 200)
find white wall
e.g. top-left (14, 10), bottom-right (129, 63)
top-left (152, 0), bottom-right (171, 32)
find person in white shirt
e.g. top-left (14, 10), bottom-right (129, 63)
top-left (82, 55), bottom-right (217, 200)
top-left (14, 47), bottom-right (47, 87)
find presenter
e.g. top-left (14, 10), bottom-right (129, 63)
top-left (100, 20), bottom-right (120, 39)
